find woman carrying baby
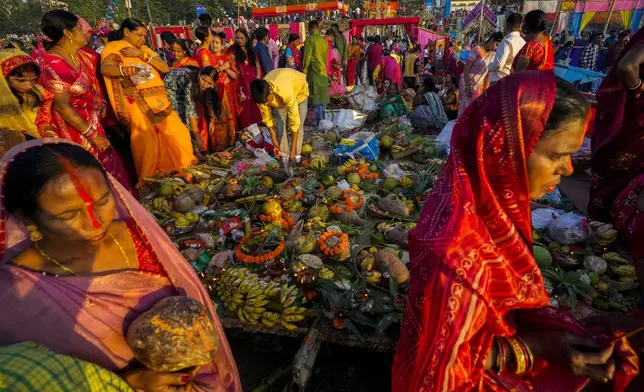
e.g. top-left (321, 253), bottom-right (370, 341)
top-left (0, 139), bottom-right (241, 392)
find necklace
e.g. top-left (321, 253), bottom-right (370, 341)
top-left (35, 233), bottom-right (133, 276)
top-left (56, 43), bottom-right (80, 67)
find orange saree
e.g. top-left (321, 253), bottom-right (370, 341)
top-left (100, 40), bottom-right (196, 187)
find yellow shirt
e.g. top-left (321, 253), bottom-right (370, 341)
top-left (403, 53), bottom-right (418, 78)
top-left (258, 68), bottom-right (309, 134)
top-left (390, 53), bottom-right (401, 65)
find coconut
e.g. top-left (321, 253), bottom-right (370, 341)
top-left (186, 188), bottom-right (205, 203)
top-left (347, 173), bottom-right (361, 185)
top-left (382, 177), bottom-right (398, 192)
top-left (325, 131), bottom-right (338, 143)
top-left (173, 193), bottom-right (196, 213)
top-left (301, 144), bottom-right (313, 156)
top-left (380, 135), bottom-right (393, 149)
top-left (310, 204), bottom-right (329, 221)
top-left (295, 233), bottom-right (317, 254)
top-left (583, 255), bottom-right (608, 274)
top-left (127, 296), bottom-right (217, 372)
top-left (336, 165), bottom-right (347, 176)
top-left (326, 186), bottom-right (342, 200)
top-left (533, 246), bottom-right (552, 266)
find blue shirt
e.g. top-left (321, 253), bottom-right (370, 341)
top-left (255, 42), bottom-right (274, 75)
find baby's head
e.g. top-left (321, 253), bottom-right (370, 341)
top-left (127, 296), bottom-right (218, 372)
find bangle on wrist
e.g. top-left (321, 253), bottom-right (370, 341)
top-left (515, 335), bottom-right (534, 372)
top-left (80, 124), bottom-right (93, 136)
top-left (119, 65), bottom-right (125, 77)
top-left (507, 336), bottom-right (529, 375)
top-left (627, 79), bottom-right (642, 90)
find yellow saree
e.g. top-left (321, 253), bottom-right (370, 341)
top-left (100, 41), bottom-right (195, 186)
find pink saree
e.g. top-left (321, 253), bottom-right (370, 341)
top-left (0, 139), bottom-right (241, 392)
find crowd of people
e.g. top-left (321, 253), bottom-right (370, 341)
top-left (0, 5), bottom-right (644, 392)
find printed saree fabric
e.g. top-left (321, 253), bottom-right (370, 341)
top-left (393, 71), bottom-right (638, 392)
top-left (195, 48), bottom-right (241, 152)
top-left (100, 40), bottom-right (195, 186)
top-left (38, 49), bottom-right (132, 191)
top-left (589, 29), bottom-right (644, 260)
top-left (0, 49), bottom-right (54, 140)
top-left (0, 139), bottom-right (241, 392)
top-left (513, 34), bottom-right (555, 72)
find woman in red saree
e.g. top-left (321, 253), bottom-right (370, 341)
top-left (513, 10), bottom-right (555, 72)
top-left (589, 29), bottom-right (644, 292)
top-left (195, 26), bottom-right (240, 151)
top-left (231, 28), bottom-right (262, 129)
top-left (0, 139), bottom-right (241, 392)
top-left (393, 71), bottom-right (639, 392)
top-left (170, 38), bottom-right (199, 69)
top-left (36, 10), bottom-right (132, 191)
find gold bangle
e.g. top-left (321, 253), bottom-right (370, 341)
top-left (507, 336), bottom-right (527, 375)
top-left (515, 335), bottom-right (535, 371)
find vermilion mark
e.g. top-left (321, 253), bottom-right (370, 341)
top-left (58, 157), bottom-right (102, 229)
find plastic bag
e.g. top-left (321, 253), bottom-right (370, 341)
top-left (130, 64), bottom-right (155, 85)
top-left (532, 208), bottom-right (565, 230)
top-left (317, 119), bottom-right (334, 131)
top-left (333, 131), bottom-right (379, 162)
top-left (324, 109), bottom-right (368, 130)
top-left (436, 120), bottom-right (456, 153)
top-left (547, 212), bottom-right (590, 244)
top-left (383, 163), bottom-right (406, 180)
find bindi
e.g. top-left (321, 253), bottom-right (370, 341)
top-left (58, 158), bottom-right (102, 229)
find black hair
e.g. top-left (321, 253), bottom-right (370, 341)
top-left (172, 38), bottom-right (192, 57)
top-left (288, 33), bottom-right (299, 44)
top-left (5, 143), bottom-right (106, 220)
top-left (160, 31), bottom-right (176, 45)
top-left (374, 35), bottom-right (381, 44)
top-left (217, 32), bottom-right (227, 42)
top-left (107, 30), bottom-right (120, 42)
top-left (250, 79), bottom-right (270, 104)
top-left (255, 27), bottom-right (269, 42)
top-left (523, 10), bottom-right (547, 33)
top-left (331, 23), bottom-right (340, 29)
top-left (115, 18), bottom-right (146, 41)
top-left (543, 78), bottom-right (590, 135)
top-left (325, 30), bottom-right (334, 37)
top-left (7, 63), bottom-right (42, 108)
top-left (198, 13), bottom-right (212, 27)
top-left (195, 26), bottom-right (211, 42)
top-left (185, 65), bottom-right (222, 120)
top-left (232, 28), bottom-right (256, 67)
top-left (308, 20), bottom-right (319, 30)
top-left (423, 77), bottom-right (436, 93)
top-left (487, 32), bottom-right (504, 44)
top-left (506, 13), bottom-right (523, 30)
top-left (41, 10), bottom-right (78, 49)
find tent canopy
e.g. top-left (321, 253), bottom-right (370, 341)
top-left (252, 2), bottom-right (348, 18)
top-left (349, 17), bottom-right (420, 40)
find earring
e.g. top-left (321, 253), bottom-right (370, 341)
top-left (27, 225), bottom-right (43, 242)
top-left (68, 36), bottom-right (73, 46)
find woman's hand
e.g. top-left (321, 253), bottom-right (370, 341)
top-left (120, 47), bottom-right (143, 58)
top-left (521, 332), bottom-right (616, 382)
top-left (91, 135), bottom-right (111, 152)
top-left (465, 85), bottom-right (473, 98)
top-left (194, 133), bottom-right (205, 150)
top-left (121, 368), bottom-right (190, 392)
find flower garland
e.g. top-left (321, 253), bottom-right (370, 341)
top-left (318, 232), bottom-right (349, 256)
top-left (259, 211), bottom-right (295, 231)
top-left (342, 189), bottom-right (364, 209)
top-left (235, 235), bottom-right (286, 264)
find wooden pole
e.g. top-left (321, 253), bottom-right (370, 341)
top-left (603, 0), bottom-right (618, 35)
top-left (477, 0), bottom-right (485, 45)
top-left (550, 0), bottom-right (563, 36)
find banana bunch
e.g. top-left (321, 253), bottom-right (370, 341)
top-left (304, 217), bottom-right (326, 231)
top-left (172, 182), bottom-right (185, 196)
top-left (589, 221), bottom-right (618, 246)
top-left (343, 158), bottom-right (367, 168)
top-left (400, 177), bottom-right (413, 189)
top-left (152, 196), bottom-right (171, 212)
top-left (282, 199), bottom-right (303, 212)
top-left (170, 211), bottom-right (200, 228)
top-left (278, 284), bottom-right (305, 330)
top-left (601, 252), bottom-right (630, 264)
top-left (184, 168), bottom-right (211, 180)
top-left (318, 267), bottom-right (335, 280)
top-left (400, 196), bottom-right (415, 212)
top-left (392, 145), bottom-right (404, 153)
top-left (216, 268), bottom-right (307, 329)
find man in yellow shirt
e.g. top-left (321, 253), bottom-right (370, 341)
top-left (250, 68), bottom-right (309, 163)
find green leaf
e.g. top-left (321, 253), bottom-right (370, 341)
top-left (566, 286), bottom-right (578, 307)
top-left (344, 319), bottom-right (365, 343)
top-left (389, 277), bottom-right (398, 301)
top-left (375, 313), bottom-right (397, 333)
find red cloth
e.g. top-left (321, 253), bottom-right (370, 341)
top-left (381, 56), bottom-right (401, 90)
top-left (589, 29), bottom-right (644, 257)
top-left (367, 42), bottom-right (383, 71)
top-left (236, 58), bottom-right (262, 129)
top-left (287, 44), bottom-right (301, 71)
top-left (37, 50), bottom-right (133, 192)
top-left (393, 70), bottom-right (638, 392)
top-left (513, 34), bottom-right (555, 71)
